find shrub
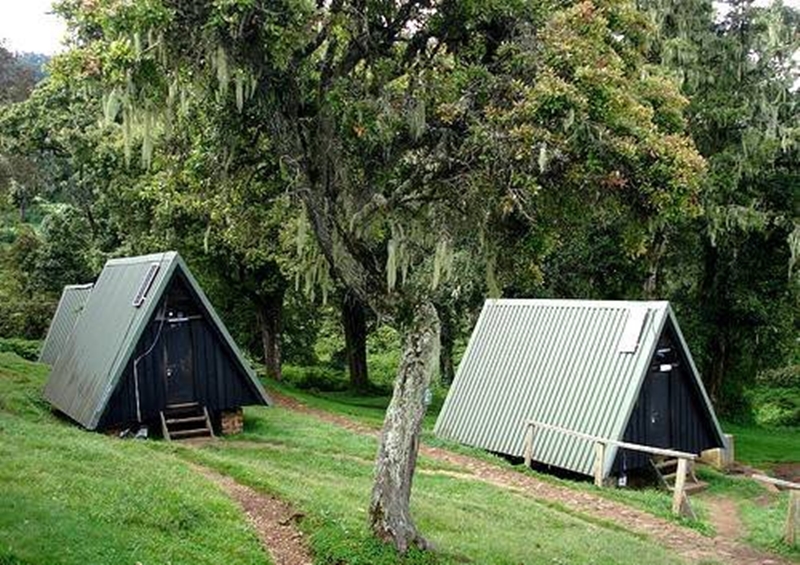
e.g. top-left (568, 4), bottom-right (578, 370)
top-left (282, 364), bottom-right (349, 392)
top-left (756, 364), bottom-right (800, 388)
top-left (0, 338), bottom-right (42, 361)
top-left (749, 385), bottom-right (800, 427)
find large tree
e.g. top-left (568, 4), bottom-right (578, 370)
top-left (639, 0), bottom-right (800, 411)
top-left (58, 0), bottom-right (704, 551)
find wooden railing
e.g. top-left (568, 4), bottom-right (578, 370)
top-left (523, 420), bottom-right (697, 516)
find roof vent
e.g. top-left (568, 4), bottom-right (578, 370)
top-left (618, 307), bottom-right (648, 353)
top-left (132, 263), bottom-right (160, 308)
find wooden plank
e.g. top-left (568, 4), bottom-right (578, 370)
top-left (752, 474), bottom-right (800, 491)
top-left (527, 420), bottom-right (697, 460)
top-left (593, 441), bottom-right (606, 488)
top-left (786, 490), bottom-right (799, 546)
top-left (672, 457), bottom-right (688, 516)
top-left (160, 411), bottom-right (171, 442)
top-left (203, 406), bottom-right (216, 439)
top-left (523, 423), bottom-right (534, 468)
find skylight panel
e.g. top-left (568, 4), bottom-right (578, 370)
top-left (618, 307), bottom-right (648, 353)
top-left (132, 263), bottom-right (160, 308)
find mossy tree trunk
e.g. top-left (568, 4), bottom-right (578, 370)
top-left (368, 301), bottom-right (439, 551)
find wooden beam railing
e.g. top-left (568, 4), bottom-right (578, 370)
top-left (523, 420), bottom-right (698, 516)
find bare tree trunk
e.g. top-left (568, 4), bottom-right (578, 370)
top-left (343, 290), bottom-right (370, 392)
top-left (255, 289), bottom-right (284, 380)
top-left (643, 230), bottom-right (667, 299)
top-left (369, 301), bottom-right (440, 552)
top-left (436, 303), bottom-right (455, 386)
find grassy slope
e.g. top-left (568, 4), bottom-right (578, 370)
top-left (0, 354), bottom-right (686, 565)
top-left (179, 406), bottom-right (683, 565)
top-left (721, 421), bottom-right (800, 468)
top-left (0, 353), bottom-right (269, 565)
top-left (273, 382), bottom-right (800, 560)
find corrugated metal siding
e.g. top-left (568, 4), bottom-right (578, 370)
top-left (434, 299), bottom-right (726, 477)
top-left (44, 253), bottom-right (175, 428)
top-left (44, 251), bottom-right (270, 430)
top-left (38, 284), bottom-right (93, 365)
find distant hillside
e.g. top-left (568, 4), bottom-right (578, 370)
top-left (16, 52), bottom-right (50, 82)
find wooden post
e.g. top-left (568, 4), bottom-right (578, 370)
top-left (672, 457), bottom-right (688, 516)
top-left (523, 423), bottom-right (534, 468)
top-left (786, 490), bottom-right (799, 547)
top-left (593, 441), bottom-right (606, 488)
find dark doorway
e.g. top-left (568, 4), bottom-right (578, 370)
top-left (646, 369), bottom-right (671, 447)
top-left (164, 319), bottom-right (195, 404)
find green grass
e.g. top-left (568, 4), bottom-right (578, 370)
top-left (0, 353), bottom-right (269, 565)
top-left (721, 421), bottom-right (800, 468)
top-left (267, 380), bottom-right (800, 555)
top-left (179, 405), bottom-right (684, 565)
top-left (0, 352), bottom-right (685, 565)
top-left (697, 467), bottom-right (800, 560)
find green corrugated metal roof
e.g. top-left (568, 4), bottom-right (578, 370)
top-left (43, 251), bottom-right (271, 429)
top-left (38, 284), bottom-right (94, 365)
top-left (433, 299), bottom-right (725, 478)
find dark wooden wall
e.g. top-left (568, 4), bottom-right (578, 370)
top-left (612, 322), bottom-right (723, 474)
top-left (99, 275), bottom-right (264, 429)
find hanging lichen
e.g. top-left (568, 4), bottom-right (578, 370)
top-left (431, 237), bottom-right (454, 290)
top-left (408, 97), bottom-right (426, 141)
top-left (215, 45), bottom-right (230, 98)
top-left (235, 72), bottom-right (245, 112)
top-left (538, 143), bottom-right (548, 173)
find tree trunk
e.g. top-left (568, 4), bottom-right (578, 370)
top-left (255, 289), bottom-right (284, 380)
top-left (643, 229), bottom-right (667, 299)
top-left (436, 303), bottom-right (455, 386)
top-left (369, 301), bottom-right (440, 552)
top-left (700, 239), bottom-right (727, 404)
top-left (343, 290), bottom-right (370, 392)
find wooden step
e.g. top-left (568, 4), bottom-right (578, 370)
top-left (654, 459), bottom-right (679, 470)
top-left (160, 404), bottom-right (215, 441)
top-left (170, 427), bottom-right (212, 439)
top-left (166, 402), bottom-right (199, 410)
top-left (166, 415), bottom-right (207, 425)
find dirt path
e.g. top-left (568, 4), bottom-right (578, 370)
top-left (702, 496), bottom-right (744, 541)
top-left (192, 464), bottom-right (314, 565)
top-left (272, 392), bottom-right (790, 565)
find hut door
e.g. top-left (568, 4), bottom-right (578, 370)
top-left (647, 370), bottom-right (671, 447)
top-left (164, 320), bottom-right (195, 404)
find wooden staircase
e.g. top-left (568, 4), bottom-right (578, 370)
top-left (160, 402), bottom-right (215, 441)
top-left (651, 456), bottom-right (707, 518)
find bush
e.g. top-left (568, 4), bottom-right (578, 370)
top-left (749, 385), bottom-right (800, 427)
top-left (282, 364), bottom-right (349, 392)
top-left (0, 338), bottom-right (42, 361)
top-left (0, 295), bottom-right (55, 340)
top-left (756, 364), bottom-right (800, 388)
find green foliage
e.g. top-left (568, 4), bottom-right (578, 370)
top-left (0, 339), bottom-right (41, 362)
top-left (748, 385), bottom-right (800, 427)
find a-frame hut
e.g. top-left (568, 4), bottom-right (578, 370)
top-left (38, 283), bottom-right (94, 365)
top-left (434, 299), bottom-right (726, 479)
top-left (43, 252), bottom-right (270, 437)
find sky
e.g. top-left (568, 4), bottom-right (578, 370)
top-left (0, 0), bottom-right (66, 55)
top-left (1, 0), bottom-right (800, 56)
